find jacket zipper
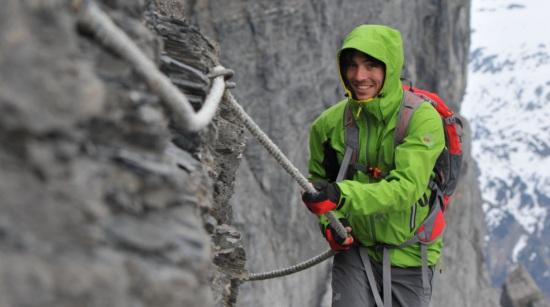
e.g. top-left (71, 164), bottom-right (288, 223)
top-left (410, 202), bottom-right (417, 232)
top-left (363, 112), bottom-right (377, 243)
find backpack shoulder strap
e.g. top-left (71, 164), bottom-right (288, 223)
top-left (336, 103), bottom-right (359, 182)
top-left (394, 90), bottom-right (426, 145)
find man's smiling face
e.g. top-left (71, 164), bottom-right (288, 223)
top-left (345, 52), bottom-right (385, 101)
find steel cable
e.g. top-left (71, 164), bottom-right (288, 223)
top-left (225, 92), bottom-right (348, 239)
top-left (75, 0), bottom-right (227, 132)
top-left (244, 249), bottom-right (337, 281)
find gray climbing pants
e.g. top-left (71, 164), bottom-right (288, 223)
top-left (332, 246), bottom-right (434, 307)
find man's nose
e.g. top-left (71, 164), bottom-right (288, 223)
top-left (353, 65), bottom-right (368, 81)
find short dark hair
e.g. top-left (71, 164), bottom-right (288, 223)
top-left (339, 49), bottom-right (385, 72)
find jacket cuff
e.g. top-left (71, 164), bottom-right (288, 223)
top-left (334, 182), bottom-right (350, 213)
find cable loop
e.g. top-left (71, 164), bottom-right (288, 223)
top-left (75, 0), bottom-right (226, 132)
top-left (208, 67), bottom-right (236, 89)
top-left (208, 67), bottom-right (234, 80)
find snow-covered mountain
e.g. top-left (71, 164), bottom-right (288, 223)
top-left (461, 0), bottom-right (550, 298)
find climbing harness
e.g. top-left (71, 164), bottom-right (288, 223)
top-left (73, 0), bottom-right (348, 282)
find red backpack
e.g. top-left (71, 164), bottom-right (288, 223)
top-left (396, 84), bottom-right (464, 247)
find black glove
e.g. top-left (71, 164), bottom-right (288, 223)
top-left (323, 218), bottom-right (354, 251)
top-left (302, 180), bottom-right (341, 216)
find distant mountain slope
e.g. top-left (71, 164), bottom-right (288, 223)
top-left (461, 0), bottom-right (550, 298)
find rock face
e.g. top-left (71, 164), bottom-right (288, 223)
top-left (183, 0), bottom-right (498, 306)
top-left (501, 266), bottom-right (550, 307)
top-left (0, 1), bottom-right (244, 306)
top-left (0, 0), bottom-right (501, 306)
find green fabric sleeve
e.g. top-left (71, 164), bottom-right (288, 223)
top-left (307, 118), bottom-right (328, 182)
top-left (307, 116), bottom-right (347, 229)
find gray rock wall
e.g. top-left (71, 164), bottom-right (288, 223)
top-left (0, 1), bottom-right (244, 306)
top-left (0, 0), bottom-right (501, 306)
top-left (183, 0), bottom-right (499, 306)
top-left (501, 266), bottom-right (550, 307)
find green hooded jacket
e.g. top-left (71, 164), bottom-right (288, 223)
top-left (308, 25), bottom-right (445, 267)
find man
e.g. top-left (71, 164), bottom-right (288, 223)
top-left (302, 24), bottom-right (445, 307)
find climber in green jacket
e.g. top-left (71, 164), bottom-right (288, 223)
top-left (301, 24), bottom-right (445, 307)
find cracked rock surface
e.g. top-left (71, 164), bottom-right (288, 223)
top-left (0, 0), bottom-right (506, 307)
top-left (0, 1), bottom-right (244, 306)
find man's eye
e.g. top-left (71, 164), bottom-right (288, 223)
top-left (367, 62), bottom-right (382, 69)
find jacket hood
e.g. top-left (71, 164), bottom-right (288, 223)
top-left (338, 25), bottom-right (404, 109)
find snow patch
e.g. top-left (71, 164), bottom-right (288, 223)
top-left (462, 0), bottom-right (550, 237)
top-left (463, 0), bottom-right (550, 291)
top-left (512, 235), bottom-right (528, 262)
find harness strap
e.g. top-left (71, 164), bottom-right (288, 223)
top-left (375, 245), bottom-right (430, 306)
top-left (358, 247), bottom-right (385, 307)
top-left (421, 244), bottom-right (429, 295)
top-left (382, 248), bottom-right (392, 307)
top-left (336, 148), bottom-right (353, 182)
top-left (339, 104), bottom-right (360, 181)
top-left (358, 246), bottom-right (394, 307)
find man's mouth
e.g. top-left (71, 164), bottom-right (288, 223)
top-left (354, 84), bottom-right (374, 91)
